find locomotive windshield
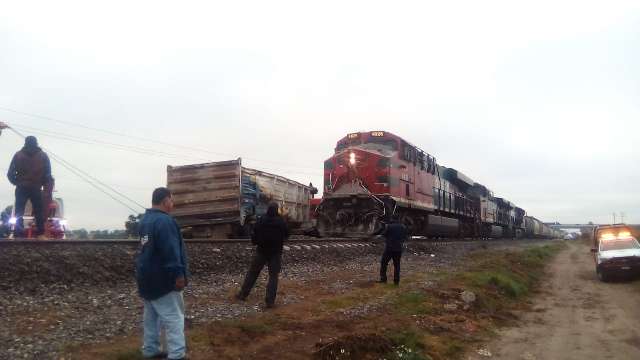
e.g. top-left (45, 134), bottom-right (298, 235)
top-left (335, 138), bottom-right (363, 152)
top-left (364, 137), bottom-right (398, 150)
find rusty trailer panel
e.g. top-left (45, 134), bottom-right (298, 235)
top-left (167, 160), bottom-right (242, 225)
top-left (167, 159), bottom-right (312, 238)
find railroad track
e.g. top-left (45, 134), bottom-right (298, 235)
top-left (0, 237), bottom-right (364, 245)
top-left (0, 236), bottom-right (545, 246)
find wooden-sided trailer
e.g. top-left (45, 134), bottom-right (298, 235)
top-left (167, 159), bottom-right (314, 238)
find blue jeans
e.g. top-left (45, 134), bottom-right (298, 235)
top-left (142, 291), bottom-right (185, 359)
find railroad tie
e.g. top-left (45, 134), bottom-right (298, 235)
top-left (283, 246), bottom-right (291, 251)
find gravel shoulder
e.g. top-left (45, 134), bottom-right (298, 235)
top-left (0, 240), bottom-right (471, 359)
top-left (468, 240), bottom-right (640, 360)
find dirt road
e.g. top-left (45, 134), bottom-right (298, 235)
top-left (469, 241), bottom-right (640, 360)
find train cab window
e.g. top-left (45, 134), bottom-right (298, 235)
top-left (335, 138), bottom-right (362, 153)
top-left (324, 160), bottom-right (334, 170)
top-left (366, 137), bottom-right (398, 150)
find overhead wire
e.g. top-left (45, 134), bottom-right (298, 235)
top-left (9, 123), bottom-right (323, 177)
top-left (7, 126), bottom-right (146, 213)
top-left (11, 124), bottom-right (212, 162)
top-left (0, 106), bottom-right (321, 170)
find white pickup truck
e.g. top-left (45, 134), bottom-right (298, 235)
top-left (592, 225), bottom-right (640, 282)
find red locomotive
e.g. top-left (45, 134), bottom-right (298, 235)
top-left (317, 131), bottom-right (526, 238)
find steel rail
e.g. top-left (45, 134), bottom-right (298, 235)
top-left (0, 237), bottom-right (550, 246)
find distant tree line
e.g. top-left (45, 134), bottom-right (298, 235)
top-left (65, 214), bottom-right (144, 240)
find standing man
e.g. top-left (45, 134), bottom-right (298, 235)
top-left (374, 214), bottom-right (408, 285)
top-left (136, 187), bottom-right (189, 360)
top-left (6, 136), bottom-right (52, 238)
top-left (236, 202), bottom-right (289, 308)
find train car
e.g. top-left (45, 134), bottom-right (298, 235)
top-left (524, 216), bottom-right (555, 239)
top-left (317, 131), bottom-right (526, 238)
top-left (167, 159), bottom-right (315, 238)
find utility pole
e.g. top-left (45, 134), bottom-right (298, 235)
top-left (620, 212), bottom-right (625, 224)
top-left (613, 212), bottom-right (617, 224)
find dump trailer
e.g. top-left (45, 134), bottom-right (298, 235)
top-left (167, 159), bottom-right (313, 238)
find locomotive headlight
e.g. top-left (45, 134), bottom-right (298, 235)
top-left (59, 220), bottom-right (68, 227)
top-left (8, 217), bottom-right (17, 225)
top-left (349, 152), bottom-right (356, 165)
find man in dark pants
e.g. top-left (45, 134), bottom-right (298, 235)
top-left (6, 136), bottom-right (52, 238)
top-left (136, 187), bottom-right (189, 360)
top-left (237, 203), bottom-right (289, 308)
top-left (374, 214), bottom-right (408, 285)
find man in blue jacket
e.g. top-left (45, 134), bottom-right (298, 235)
top-left (374, 214), bottom-right (408, 285)
top-left (136, 187), bottom-right (189, 360)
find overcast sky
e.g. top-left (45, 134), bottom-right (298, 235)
top-left (1, 1), bottom-right (639, 230)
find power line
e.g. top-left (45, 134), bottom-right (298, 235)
top-left (11, 124), bottom-right (212, 161)
top-left (10, 123), bottom-right (323, 177)
top-left (0, 106), bottom-right (321, 170)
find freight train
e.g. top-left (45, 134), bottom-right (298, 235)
top-left (317, 131), bottom-right (560, 239)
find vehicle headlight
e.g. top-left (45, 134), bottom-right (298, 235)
top-left (618, 231), bottom-right (631, 238)
top-left (600, 233), bottom-right (615, 241)
top-left (8, 217), bottom-right (17, 225)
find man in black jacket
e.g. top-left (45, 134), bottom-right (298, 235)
top-left (7, 136), bottom-right (52, 237)
top-left (374, 214), bottom-right (408, 285)
top-left (236, 203), bottom-right (289, 308)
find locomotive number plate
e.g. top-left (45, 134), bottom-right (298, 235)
top-left (371, 131), bottom-right (385, 137)
top-left (348, 133), bottom-right (360, 139)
